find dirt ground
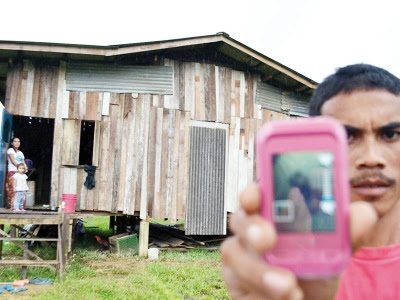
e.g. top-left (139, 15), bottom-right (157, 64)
top-left (0, 284), bottom-right (53, 299)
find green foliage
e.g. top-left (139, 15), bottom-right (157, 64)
top-left (0, 216), bottom-right (229, 299)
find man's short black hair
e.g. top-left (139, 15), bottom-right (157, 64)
top-left (309, 64), bottom-right (400, 116)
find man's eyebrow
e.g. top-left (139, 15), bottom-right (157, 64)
top-left (343, 125), bottom-right (361, 136)
top-left (379, 122), bottom-right (400, 131)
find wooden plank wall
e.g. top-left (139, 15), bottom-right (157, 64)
top-left (5, 58), bottom-right (295, 218)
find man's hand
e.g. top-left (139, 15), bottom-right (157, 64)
top-left (220, 184), bottom-right (377, 300)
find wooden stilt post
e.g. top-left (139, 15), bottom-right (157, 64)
top-left (138, 217), bottom-right (149, 257)
top-left (0, 224), bottom-right (3, 259)
top-left (22, 242), bottom-right (28, 279)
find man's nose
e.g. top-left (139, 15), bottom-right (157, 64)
top-left (354, 139), bottom-right (386, 169)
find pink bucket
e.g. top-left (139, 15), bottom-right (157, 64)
top-left (62, 194), bottom-right (77, 213)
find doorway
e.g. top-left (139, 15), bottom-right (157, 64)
top-left (12, 116), bottom-right (54, 205)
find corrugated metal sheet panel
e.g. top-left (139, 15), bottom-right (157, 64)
top-left (186, 126), bottom-right (226, 235)
top-left (255, 82), bottom-right (309, 117)
top-left (65, 63), bottom-right (173, 94)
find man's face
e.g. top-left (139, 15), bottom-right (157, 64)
top-left (321, 89), bottom-right (400, 217)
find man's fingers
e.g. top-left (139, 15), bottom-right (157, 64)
top-left (229, 211), bottom-right (277, 253)
top-left (221, 237), bottom-right (303, 300)
top-left (350, 201), bottom-right (378, 250)
top-left (240, 183), bottom-right (261, 214)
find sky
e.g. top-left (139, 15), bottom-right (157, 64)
top-left (2, 0), bottom-right (400, 83)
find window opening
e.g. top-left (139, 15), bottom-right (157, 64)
top-left (79, 121), bottom-right (95, 165)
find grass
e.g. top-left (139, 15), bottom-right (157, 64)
top-left (0, 216), bottom-right (229, 299)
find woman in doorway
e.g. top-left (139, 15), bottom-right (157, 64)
top-left (6, 137), bottom-right (27, 209)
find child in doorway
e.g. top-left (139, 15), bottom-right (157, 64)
top-left (12, 163), bottom-right (29, 212)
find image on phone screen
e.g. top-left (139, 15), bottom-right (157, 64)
top-left (273, 151), bottom-right (335, 233)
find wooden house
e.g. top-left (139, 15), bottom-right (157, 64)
top-left (0, 33), bottom-right (317, 235)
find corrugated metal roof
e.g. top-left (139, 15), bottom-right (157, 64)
top-left (66, 63), bottom-right (173, 94)
top-left (255, 81), bottom-right (309, 117)
top-left (0, 33), bottom-right (317, 96)
top-left (186, 125), bottom-right (226, 235)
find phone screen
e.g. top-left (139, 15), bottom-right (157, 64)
top-left (273, 151), bottom-right (335, 233)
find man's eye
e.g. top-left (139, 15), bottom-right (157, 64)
top-left (345, 130), bottom-right (357, 142)
top-left (381, 130), bottom-right (400, 141)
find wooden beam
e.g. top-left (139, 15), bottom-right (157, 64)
top-left (261, 74), bottom-right (273, 82)
top-left (138, 220), bottom-right (149, 257)
top-left (222, 37), bottom-right (317, 89)
top-left (0, 228), bottom-right (56, 271)
top-left (0, 260), bottom-right (59, 266)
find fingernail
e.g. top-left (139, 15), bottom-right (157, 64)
top-left (247, 224), bottom-right (261, 244)
top-left (262, 272), bottom-right (289, 291)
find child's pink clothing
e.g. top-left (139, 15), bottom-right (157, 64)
top-left (335, 244), bottom-right (400, 299)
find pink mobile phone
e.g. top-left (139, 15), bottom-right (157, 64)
top-left (257, 116), bottom-right (351, 278)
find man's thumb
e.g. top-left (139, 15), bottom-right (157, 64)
top-left (350, 201), bottom-right (378, 250)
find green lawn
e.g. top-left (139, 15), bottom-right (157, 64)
top-left (0, 217), bottom-right (229, 300)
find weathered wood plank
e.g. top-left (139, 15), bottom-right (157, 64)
top-left (248, 118), bottom-right (256, 184)
top-left (170, 110), bottom-right (180, 223)
top-left (140, 95), bottom-right (151, 219)
top-left (176, 111), bottom-right (186, 220)
top-left (97, 115), bottom-right (110, 211)
top-left (61, 119), bottom-right (81, 166)
top-left (23, 60), bottom-right (35, 117)
top-left (50, 61), bottom-right (66, 207)
top-left (30, 64), bottom-right (41, 117)
top-left (76, 168), bottom-right (85, 210)
top-left (42, 65), bottom-right (52, 118)
top-left (163, 59), bottom-right (172, 109)
top-left (173, 60), bottom-right (180, 110)
top-left (102, 92), bottom-right (110, 116)
top-left (159, 109), bottom-right (169, 218)
top-left (195, 63), bottom-right (205, 120)
top-left (181, 111), bottom-right (191, 219)
top-left (184, 62), bottom-right (195, 117)
top-left (92, 121), bottom-right (101, 167)
top-left (179, 62), bottom-right (185, 110)
top-left (110, 95), bottom-right (124, 213)
top-left (134, 95), bottom-right (145, 213)
top-left (208, 64), bottom-right (216, 121)
top-left (239, 71), bottom-right (245, 118)
top-left (244, 73), bottom-right (253, 118)
top-left (61, 167), bottom-right (77, 195)
top-left (49, 66), bottom-right (59, 119)
top-left (0, 260), bottom-right (59, 266)
top-left (78, 92), bottom-right (86, 120)
top-left (146, 105), bottom-right (157, 216)
top-left (4, 60), bottom-right (14, 110)
top-left (128, 94), bottom-right (142, 214)
top-left (204, 64), bottom-right (211, 121)
top-left (109, 92), bottom-right (119, 105)
top-left (96, 93), bottom-right (103, 121)
top-left (85, 92), bottom-right (98, 121)
top-left (9, 62), bottom-right (22, 114)
top-left (18, 64), bottom-right (28, 115)
top-left (117, 106), bottom-right (128, 212)
top-left (61, 86), bottom-right (70, 119)
top-left (215, 66), bottom-right (222, 123)
top-left (224, 68), bottom-right (232, 123)
top-left (152, 107), bottom-right (164, 219)
top-left (122, 97), bottom-right (137, 213)
top-left (233, 71), bottom-right (241, 118)
top-left (165, 110), bottom-right (176, 218)
top-left (36, 65), bottom-right (46, 117)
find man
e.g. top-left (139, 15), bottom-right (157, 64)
top-left (221, 64), bottom-right (400, 299)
